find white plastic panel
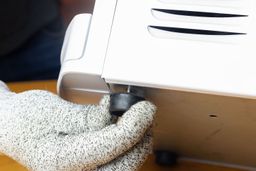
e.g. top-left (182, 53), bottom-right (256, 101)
top-left (58, 0), bottom-right (118, 96)
top-left (81, 0), bottom-right (117, 75)
top-left (102, 0), bottom-right (256, 99)
top-left (158, 0), bottom-right (249, 8)
top-left (60, 14), bottom-right (92, 64)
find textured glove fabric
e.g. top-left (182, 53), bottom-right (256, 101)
top-left (0, 81), bottom-right (156, 171)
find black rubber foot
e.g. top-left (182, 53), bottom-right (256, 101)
top-left (155, 150), bottom-right (178, 166)
top-left (110, 93), bottom-right (145, 116)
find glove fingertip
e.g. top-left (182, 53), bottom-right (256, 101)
top-left (139, 101), bottom-right (157, 115)
top-left (127, 101), bottom-right (157, 122)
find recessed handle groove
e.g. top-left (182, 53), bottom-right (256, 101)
top-left (149, 26), bottom-right (246, 35)
top-left (152, 8), bottom-right (248, 18)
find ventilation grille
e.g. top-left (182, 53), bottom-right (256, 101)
top-left (148, 0), bottom-right (249, 43)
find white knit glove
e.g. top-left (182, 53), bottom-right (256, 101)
top-left (0, 81), bottom-right (156, 171)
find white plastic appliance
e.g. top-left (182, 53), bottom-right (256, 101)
top-left (58, 0), bottom-right (256, 169)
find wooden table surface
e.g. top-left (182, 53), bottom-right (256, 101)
top-left (0, 80), bottom-right (243, 171)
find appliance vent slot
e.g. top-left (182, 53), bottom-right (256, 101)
top-left (149, 26), bottom-right (246, 36)
top-left (152, 9), bottom-right (248, 18)
top-left (149, 1), bottom-right (249, 43)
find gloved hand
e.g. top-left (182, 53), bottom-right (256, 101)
top-left (0, 81), bottom-right (156, 171)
